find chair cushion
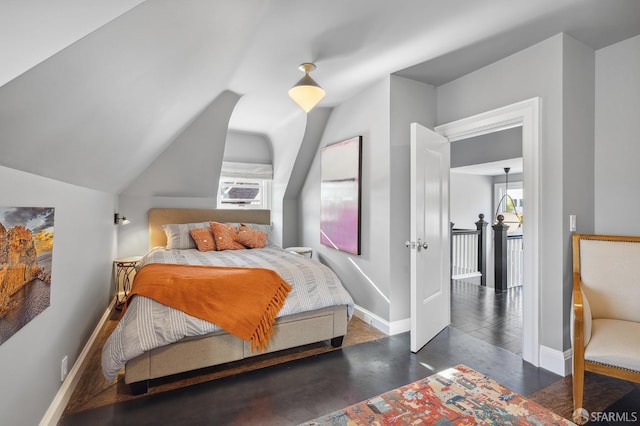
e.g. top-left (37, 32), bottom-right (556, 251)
top-left (584, 319), bottom-right (640, 372)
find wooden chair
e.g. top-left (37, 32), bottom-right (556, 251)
top-left (572, 234), bottom-right (640, 411)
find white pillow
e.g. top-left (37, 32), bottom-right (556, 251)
top-left (162, 222), bottom-right (210, 249)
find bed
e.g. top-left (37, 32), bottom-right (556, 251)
top-left (101, 208), bottom-right (354, 394)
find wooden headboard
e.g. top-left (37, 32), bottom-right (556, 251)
top-left (148, 208), bottom-right (271, 249)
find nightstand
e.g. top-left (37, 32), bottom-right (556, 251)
top-left (113, 256), bottom-right (143, 309)
top-left (285, 246), bottom-right (313, 258)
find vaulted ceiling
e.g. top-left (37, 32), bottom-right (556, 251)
top-left (1, 0), bottom-right (639, 193)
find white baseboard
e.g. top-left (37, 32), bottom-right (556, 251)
top-left (389, 317), bottom-right (411, 335)
top-left (539, 345), bottom-right (572, 377)
top-left (451, 272), bottom-right (482, 280)
top-left (353, 305), bottom-right (409, 336)
top-left (40, 298), bottom-right (116, 426)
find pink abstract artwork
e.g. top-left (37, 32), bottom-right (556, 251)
top-left (320, 136), bottom-right (361, 255)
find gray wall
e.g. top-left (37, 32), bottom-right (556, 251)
top-left (389, 76), bottom-right (437, 323)
top-left (437, 33), bottom-right (595, 354)
top-left (117, 91), bottom-right (240, 257)
top-left (450, 127), bottom-right (522, 168)
top-left (298, 75), bottom-right (436, 326)
top-left (284, 108), bottom-right (332, 248)
top-left (561, 35), bottom-right (595, 348)
top-left (300, 77), bottom-right (392, 321)
top-left (224, 131), bottom-right (273, 164)
top-left (595, 34), bottom-right (640, 235)
top-left (0, 166), bottom-right (116, 426)
top-left (269, 113), bottom-right (307, 248)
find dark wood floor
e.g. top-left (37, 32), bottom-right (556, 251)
top-left (61, 330), bottom-right (560, 424)
top-left (60, 280), bottom-right (639, 425)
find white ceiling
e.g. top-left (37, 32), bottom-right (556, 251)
top-left (1, 0), bottom-right (640, 193)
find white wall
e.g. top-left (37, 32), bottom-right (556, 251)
top-left (595, 34), bottom-right (640, 235)
top-left (0, 166), bottom-right (116, 426)
top-left (450, 173), bottom-right (492, 230)
top-left (437, 33), bottom-right (595, 356)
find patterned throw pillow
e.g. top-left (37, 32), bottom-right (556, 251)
top-left (235, 224), bottom-right (267, 248)
top-left (189, 227), bottom-right (217, 252)
top-left (209, 222), bottom-right (245, 250)
top-left (225, 222), bottom-right (274, 246)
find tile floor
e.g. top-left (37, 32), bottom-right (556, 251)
top-left (450, 278), bottom-right (523, 354)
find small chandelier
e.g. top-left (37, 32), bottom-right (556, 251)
top-left (288, 63), bottom-right (325, 113)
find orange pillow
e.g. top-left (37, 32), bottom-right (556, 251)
top-left (210, 222), bottom-right (245, 250)
top-left (235, 224), bottom-right (267, 248)
top-left (189, 228), bottom-right (217, 252)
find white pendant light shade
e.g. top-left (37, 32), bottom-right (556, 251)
top-left (288, 63), bottom-right (325, 112)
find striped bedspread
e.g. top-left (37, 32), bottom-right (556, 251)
top-left (101, 246), bottom-right (354, 381)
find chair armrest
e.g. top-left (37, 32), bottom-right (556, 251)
top-left (572, 272), bottom-right (592, 348)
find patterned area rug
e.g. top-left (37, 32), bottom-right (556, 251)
top-left (302, 365), bottom-right (575, 425)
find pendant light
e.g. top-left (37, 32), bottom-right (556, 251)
top-left (494, 167), bottom-right (521, 232)
top-left (288, 63), bottom-right (325, 113)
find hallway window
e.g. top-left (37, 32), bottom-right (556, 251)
top-left (494, 181), bottom-right (523, 233)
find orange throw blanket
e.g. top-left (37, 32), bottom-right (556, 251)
top-left (127, 263), bottom-right (292, 352)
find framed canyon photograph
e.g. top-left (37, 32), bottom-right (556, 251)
top-left (0, 207), bottom-right (55, 345)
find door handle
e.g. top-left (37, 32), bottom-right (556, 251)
top-left (405, 239), bottom-right (428, 251)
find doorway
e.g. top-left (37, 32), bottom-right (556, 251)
top-left (434, 97), bottom-right (540, 366)
top-left (449, 148), bottom-right (524, 355)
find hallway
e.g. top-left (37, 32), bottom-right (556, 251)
top-left (450, 278), bottom-right (523, 354)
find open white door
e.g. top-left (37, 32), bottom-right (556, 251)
top-left (409, 123), bottom-right (450, 353)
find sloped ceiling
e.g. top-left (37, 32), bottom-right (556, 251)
top-left (0, 1), bottom-right (266, 193)
top-left (1, 0), bottom-right (640, 194)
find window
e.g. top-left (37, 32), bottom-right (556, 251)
top-left (217, 178), bottom-right (271, 209)
top-left (494, 180), bottom-right (523, 234)
top-left (217, 162), bottom-right (272, 210)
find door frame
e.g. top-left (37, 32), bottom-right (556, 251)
top-left (435, 97), bottom-right (541, 367)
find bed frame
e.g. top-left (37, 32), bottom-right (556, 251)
top-left (124, 208), bottom-right (348, 394)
